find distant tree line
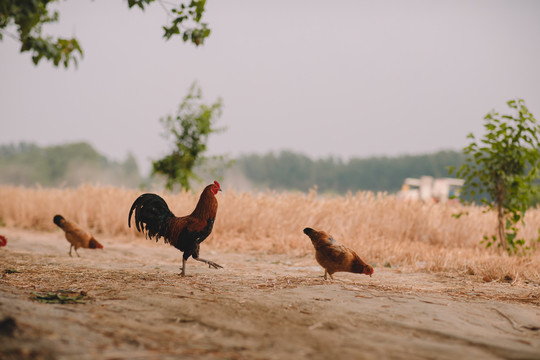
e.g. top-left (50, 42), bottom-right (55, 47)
top-left (5, 142), bottom-right (538, 207)
top-left (0, 142), bottom-right (142, 188)
top-left (0, 142), bottom-right (468, 192)
top-left (236, 150), bottom-right (467, 194)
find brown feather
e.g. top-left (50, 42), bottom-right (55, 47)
top-left (190, 185), bottom-right (218, 223)
top-left (164, 185), bottom-right (218, 247)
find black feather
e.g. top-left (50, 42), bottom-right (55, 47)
top-left (128, 193), bottom-right (175, 241)
top-left (53, 214), bottom-right (65, 228)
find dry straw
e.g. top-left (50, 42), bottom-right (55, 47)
top-left (1, 185), bottom-right (539, 283)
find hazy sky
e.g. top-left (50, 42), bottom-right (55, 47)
top-left (1, 0), bottom-right (539, 175)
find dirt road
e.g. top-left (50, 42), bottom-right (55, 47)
top-left (1, 228), bottom-right (539, 359)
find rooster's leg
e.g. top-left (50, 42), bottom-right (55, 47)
top-left (74, 247), bottom-right (80, 257)
top-left (69, 245), bottom-right (73, 257)
top-left (193, 256), bottom-right (223, 269)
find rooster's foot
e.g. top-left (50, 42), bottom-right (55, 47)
top-left (195, 257), bottom-right (223, 270)
top-left (207, 261), bottom-right (223, 269)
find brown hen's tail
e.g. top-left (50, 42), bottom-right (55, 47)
top-left (128, 193), bottom-right (175, 241)
top-left (53, 214), bottom-right (65, 229)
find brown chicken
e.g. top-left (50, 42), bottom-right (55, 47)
top-left (303, 227), bottom-right (373, 280)
top-left (53, 215), bottom-right (104, 257)
top-left (128, 181), bottom-right (222, 276)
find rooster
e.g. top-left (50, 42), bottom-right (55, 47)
top-left (128, 181), bottom-right (223, 276)
top-left (0, 235), bottom-right (6, 247)
top-left (303, 227), bottom-right (373, 280)
top-left (53, 215), bottom-right (104, 257)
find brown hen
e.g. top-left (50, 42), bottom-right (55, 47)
top-left (303, 227), bottom-right (373, 280)
top-left (53, 215), bottom-right (103, 257)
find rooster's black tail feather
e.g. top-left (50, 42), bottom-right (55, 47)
top-left (128, 193), bottom-right (174, 240)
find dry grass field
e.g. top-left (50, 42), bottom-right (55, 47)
top-left (2, 185), bottom-right (540, 359)
top-left (1, 184), bottom-right (539, 283)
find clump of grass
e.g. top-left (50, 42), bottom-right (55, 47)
top-left (1, 185), bottom-right (539, 283)
top-left (31, 290), bottom-right (89, 304)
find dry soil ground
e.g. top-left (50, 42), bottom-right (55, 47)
top-left (1, 228), bottom-right (539, 360)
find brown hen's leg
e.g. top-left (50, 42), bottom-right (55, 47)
top-left (74, 247), bottom-right (80, 257)
top-left (323, 269), bottom-right (334, 280)
top-left (179, 258), bottom-right (186, 277)
top-left (69, 245), bottom-right (73, 257)
top-left (193, 256), bottom-right (223, 269)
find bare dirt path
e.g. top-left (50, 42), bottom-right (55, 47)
top-left (1, 228), bottom-right (539, 360)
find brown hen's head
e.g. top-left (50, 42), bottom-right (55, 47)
top-left (352, 260), bottom-right (374, 277)
top-left (364, 264), bottom-right (374, 277)
top-left (89, 237), bottom-right (104, 249)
